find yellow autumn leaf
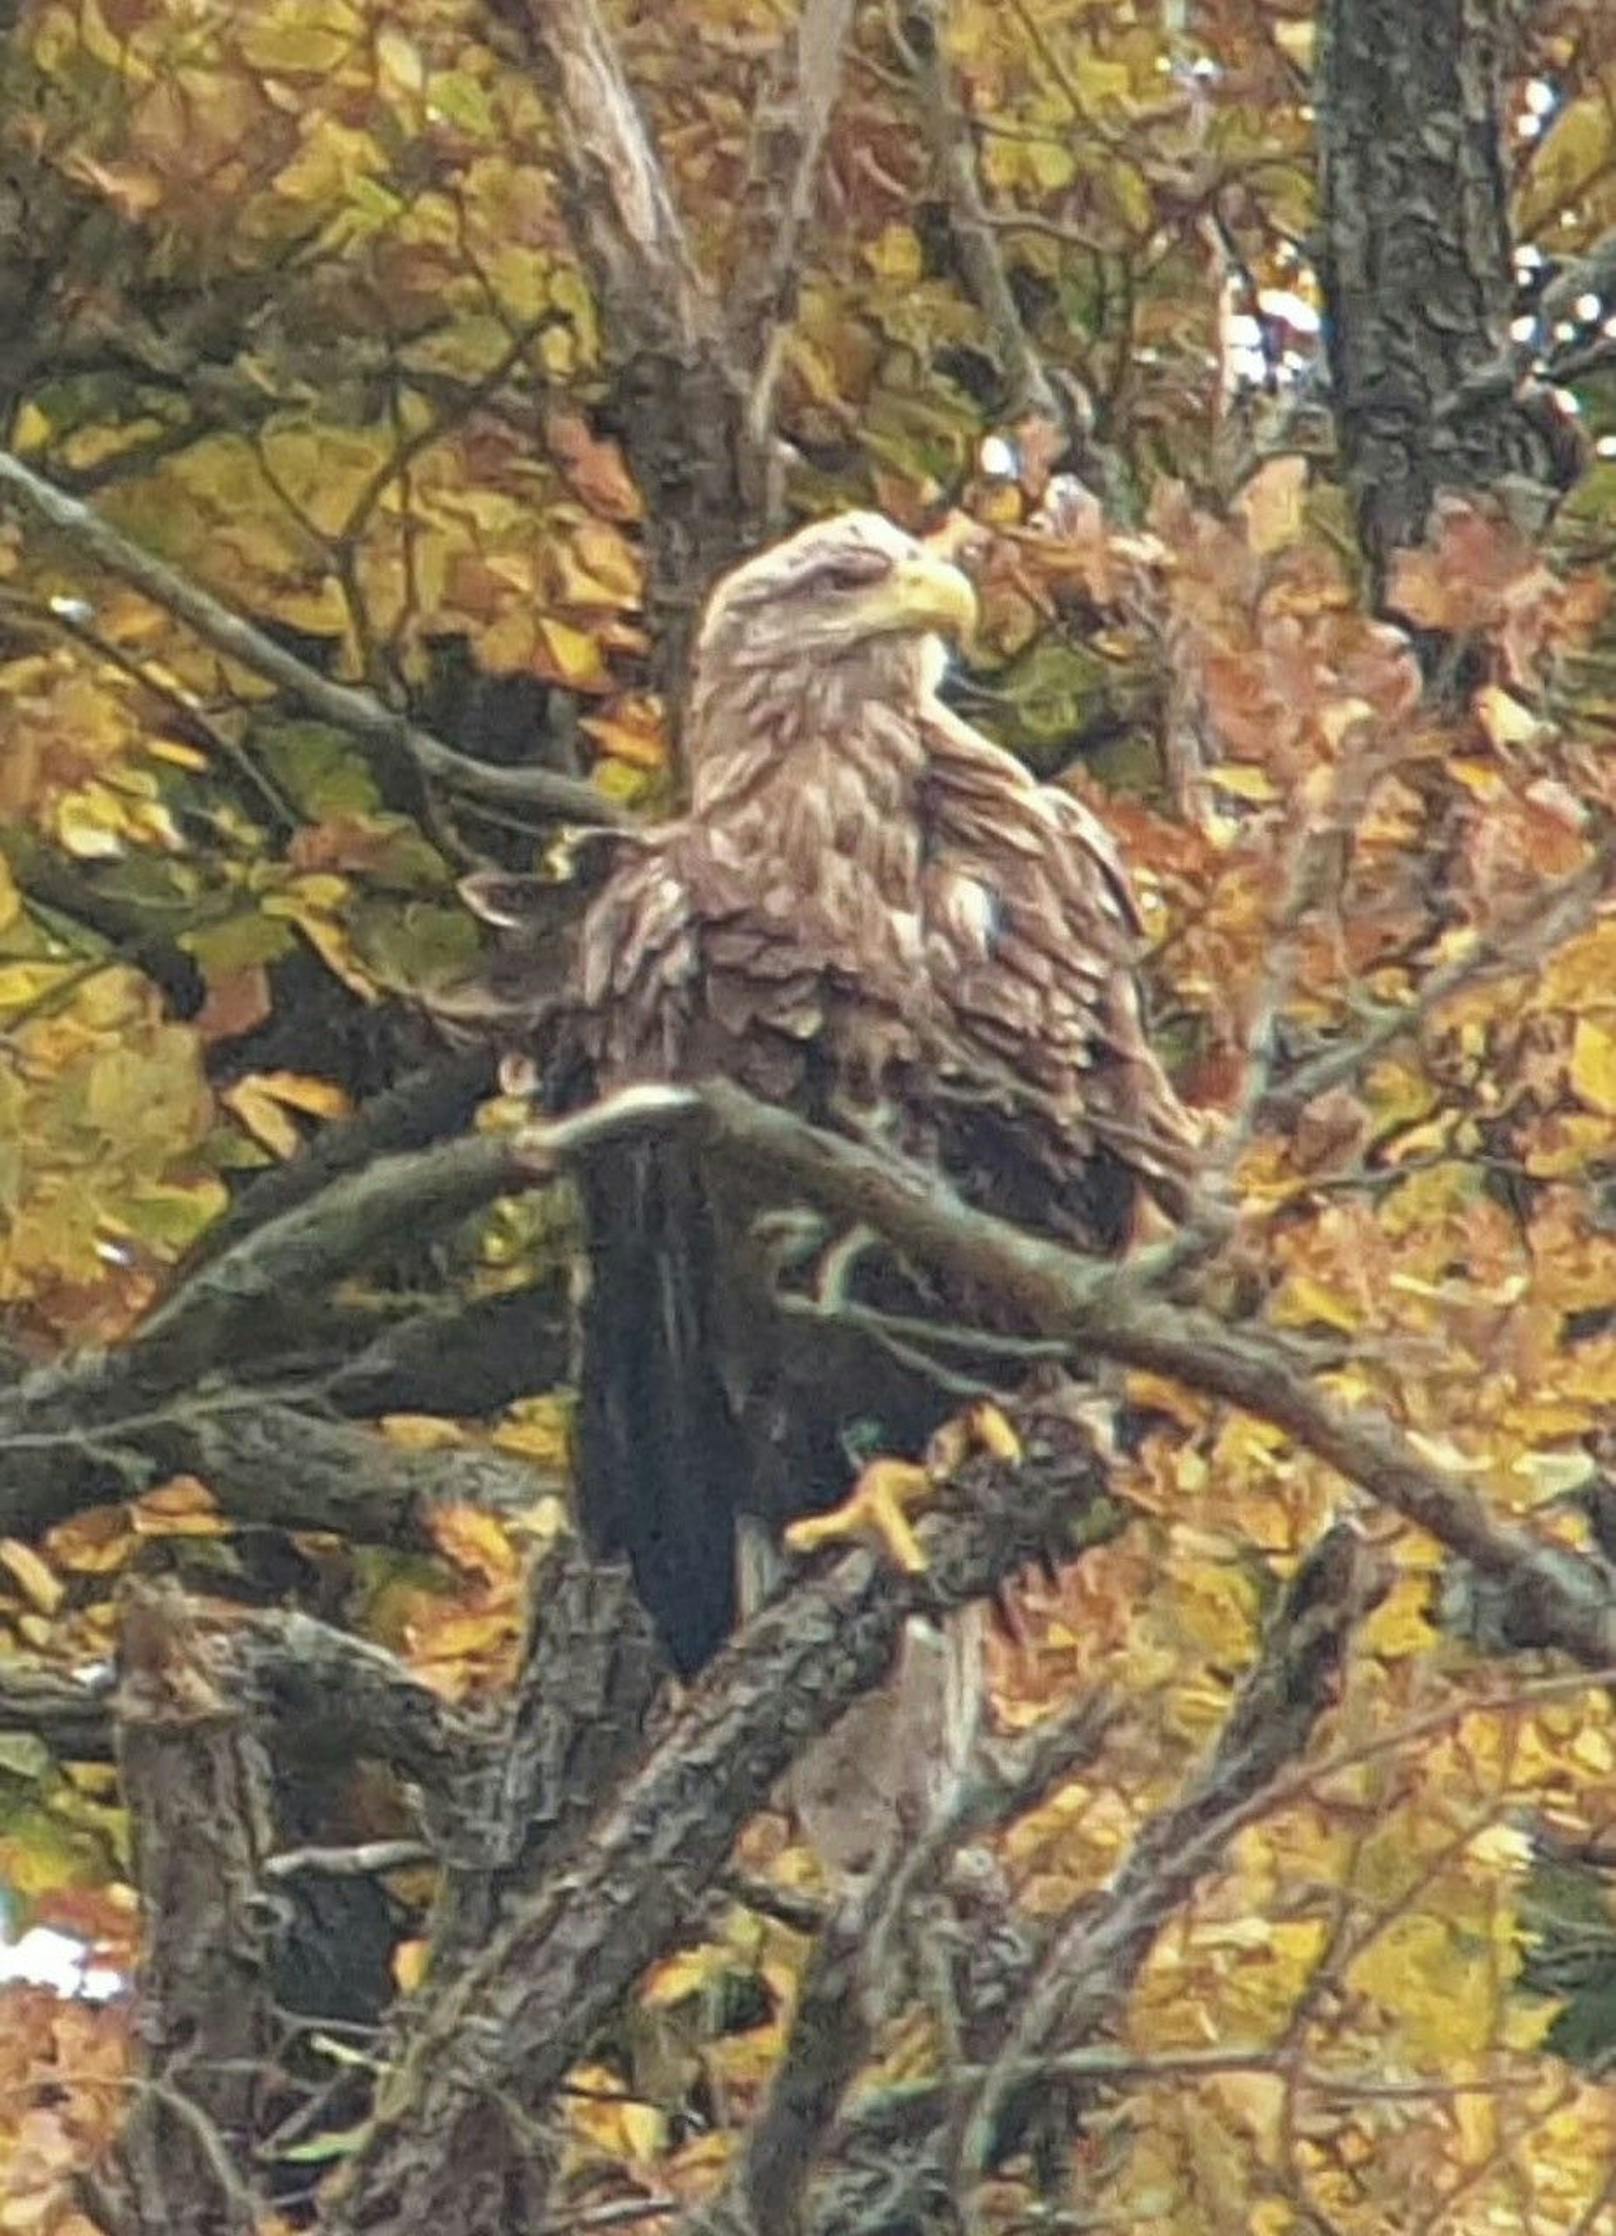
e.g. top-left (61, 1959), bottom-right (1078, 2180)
top-left (12, 400), bottom-right (51, 454)
top-left (0, 962), bottom-right (77, 1012)
top-left (381, 1414), bottom-right (465, 1452)
top-left (407, 1607), bottom-right (519, 1664)
top-left (865, 223), bottom-right (924, 286)
top-left (1236, 455), bottom-right (1307, 555)
top-left (132, 1477), bottom-right (224, 1536)
top-left (476, 608), bottom-right (539, 675)
top-left (268, 901), bottom-right (379, 1002)
top-left (1571, 1017), bottom-right (1616, 1116)
top-left (1348, 1911), bottom-right (1505, 2059)
top-left (1360, 1571), bottom-right (1437, 1658)
top-left (1541, 923), bottom-right (1616, 1009)
top-left (581, 703), bottom-right (668, 770)
top-left (247, 1070), bottom-right (350, 1120)
top-left (1474, 682), bottom-right (1549, 750)
top-left (492, 1395), bottom-right (573, 1473)
top-left (45, 1507), bottom-right (134, 1577)
top-left (536, 615), bottom-right (610, 690)
top-left (145, 737), bottom-right (210, 772)
top-left (427, 1504), bottom-right (518, 1587)
top-left (1208, 763), bottom-right (1279, 801)
top-left (55, 791), bottom-right (127, 860)
top-left (223, 1078), bottom-right (303, 1160)
top-left (1270, 1272), bottom-right (1365, 1333)
top-left (392, 1937), bottom-right (429, 1993)
top-left (0, 1538), bottom-right (64, 1616)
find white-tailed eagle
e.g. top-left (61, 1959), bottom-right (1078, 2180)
top-left (473, 512), bottom-right (1194, 1867)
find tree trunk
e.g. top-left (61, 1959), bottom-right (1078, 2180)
top-left (1316, 0), bottom-right (1575, 586)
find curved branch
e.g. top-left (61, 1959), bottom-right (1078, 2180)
top-left (181, 1049), bottom-right (498, 1276)
top-left (0, 1607), bottom-right (478, 1791)
top-left (0, 449), bottom-right (622, 825)
top-left (666, 1080), bottom-right (1616, 1672)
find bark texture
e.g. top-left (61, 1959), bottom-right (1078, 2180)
top-left (110, 1582), bottom-right (277, 2236)
top-left (492, 0), bottom-right (769, 729)
top-left (1317, 0), bottom-right (1579, 581)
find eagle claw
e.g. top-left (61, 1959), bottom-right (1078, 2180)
top-left (784, 1402), bottom-right (1023, 1575)
top-left (785, 1458), bottom-right (934, 1573)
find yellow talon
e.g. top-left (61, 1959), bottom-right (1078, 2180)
top-left (785, 1459), bottom-right (935, 1574)
top-left (785, 1406), bottom-right (1023, 1577)
top-left (926, 1399), bottom-right (1023, 1475)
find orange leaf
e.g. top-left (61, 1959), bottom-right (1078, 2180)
top-left (546, 410), bottom-right (643, 522)
top-left (427, 1504), bottom-right (518, 1586)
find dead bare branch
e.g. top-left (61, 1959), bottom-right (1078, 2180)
top-left (898, 0), bottom-right (1059, 423)
top-left (488, 0), bottom-right (765, 719)
top-left (729, 0), bottom-right (860, 496)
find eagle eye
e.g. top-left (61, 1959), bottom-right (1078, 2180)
top-left (817, 553), bottom-right (892, 594)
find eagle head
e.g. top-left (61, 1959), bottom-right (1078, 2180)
top-left (694, 512), bottom-right (978, 677)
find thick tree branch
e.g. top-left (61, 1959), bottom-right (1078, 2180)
top-left (109, 1580), bottom-right (276, 2236)
top-left (0, 1609), bottom-right (477, 1791)
top-left (0, 449), bottom-right (619, 824)
top-left (0, 1100), bottom-right (651, 1546)
top-left (133, 1132), bottom-right (531, 1388)
top-left (322, 1415), bottom-right (1122, 2236)
top-left (1316, 0), bottom-right (1581, 582)
top-left (240, 1607), bottom-right (480, 1793)
top-left (180, 1049), bottom-right (499, 1276)
top-left (0, 1381), bottom-right (551, 1550)
top-left (424, 1540), bottom-right (665, 1981)
top-left (0, 1662), bottom-right (116, 1758)
top-left (720, 1884), bottom-right (885, 2236)
top-left (655, 1080), bottom-right (1616, 1672)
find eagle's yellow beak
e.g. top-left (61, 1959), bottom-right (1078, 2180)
top-left (864, 549), bottom-right (979, 644)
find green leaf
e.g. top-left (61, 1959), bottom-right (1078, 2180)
top-left (257, 721), bottom-right (382, 819)
top-left (0, 1735), bottom-right (52, 1783)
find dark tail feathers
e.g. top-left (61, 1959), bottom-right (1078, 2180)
top-left (573, 1135), bottom-right (748, 1676)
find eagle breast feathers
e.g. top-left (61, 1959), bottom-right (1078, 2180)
top-left (481, 509), bottom-right (1193, 1242)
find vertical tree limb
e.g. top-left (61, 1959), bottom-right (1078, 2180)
top-left (424, 1541), bottom-right (665, 1980)
top-left (109, 1580), bottom-right (277, 2236)
top-left (493, 0), bottom-right (769, 729)
top-left (320, 1424), bottom-right (1121, 2236)
top-left (1316, 0), bottom-right (1579, 585)
top-left (727, 0), bottom-right (861, 510)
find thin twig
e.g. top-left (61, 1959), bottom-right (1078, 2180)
top-left (898, 0), bottom-right (1059, 421)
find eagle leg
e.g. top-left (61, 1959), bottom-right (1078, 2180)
top-left (783, 1401), bottom-right (1023, 1573)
